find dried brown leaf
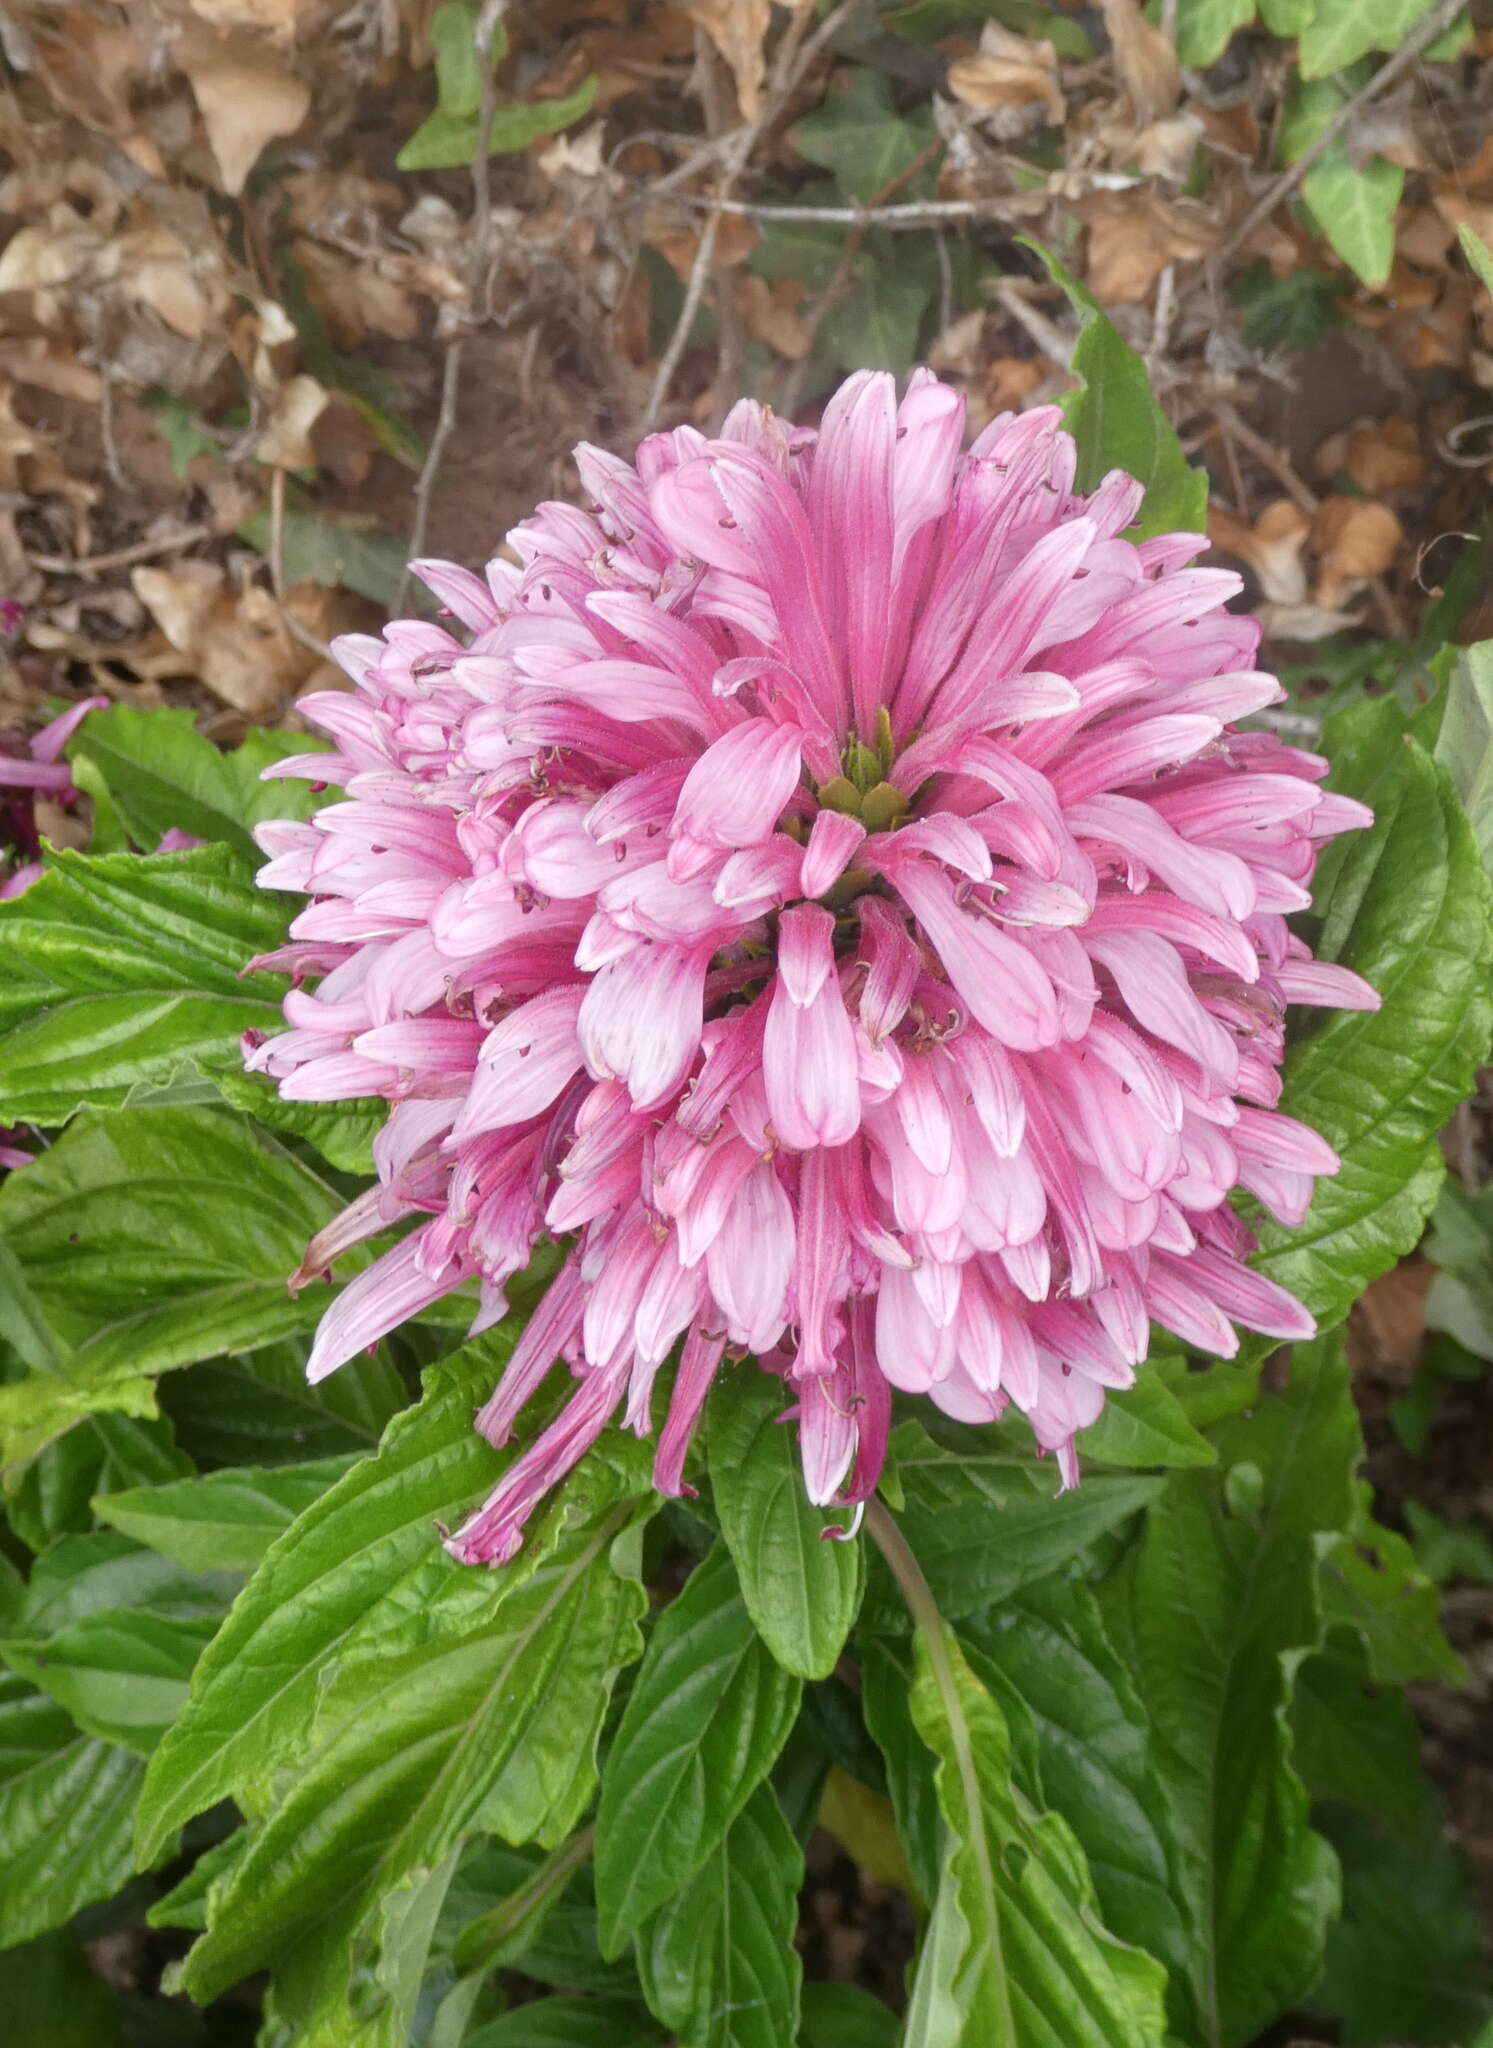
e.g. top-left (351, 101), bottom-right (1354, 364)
top-left (682, 0), bottom-right (772, 120)
top-left (1209, 498), bottom-right (1311, 605)
top-left (175, 33), bottom-right (310, 196)
top-left (736, 271), bottom-right (812, 359)
top-left (1081, 190), bottom-right (1216, 304)
top-left (1313, 415), bottom-right (1425, 497)
top-left (1098, 0), bottom-right (1180, 125)
top-left (948, 25), bottom-right (1064, 126)
top-left (254, 373), bottom-right (329, 470)
top-left (1311, 496), bottom-right (1403, 608)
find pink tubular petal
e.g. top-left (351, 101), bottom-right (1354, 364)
top-left (669, 718), bottom-right (804, 872)
top-left (306, 1229), bottom-right (473, 1384)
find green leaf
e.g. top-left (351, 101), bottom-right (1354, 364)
top-left (0, 1671), bottom-right (143, 1947)
top-left (430, 0), bottom-right (507, 122)
top-left (1171, 0), bottom-right (1257, 68)
top-left (136, 1331), bottom-right (525, 1862)
top-left (467, 2000), bottom-right (665, 2048)
top-left (1432, 639), bottom-right (1493, 879)
top-left (1462, 223), bottom-right (1493, 293)
top-left (0, 1109), bottom-right (353, 1469)
top-left (1280, 80), bottom-right (1403, 287)
top-left (594, 1541), bottom-right (801, 1953)
top-left (1291, 1632), bottom-right (1429, 1836)
top-left (791, 69), bottom-right (936, 204)
top-left (1318, 1483), bottom-right (1463, 1684)
top-left (707, 1372), bottom-right (863, 1680)
top-left (820, 241), bottom-right (935, 377)
top-left (862, 1420), bottom-right (1161, 1627)
top-left (396, 76), bottom-right (598, 172)
top-left (238, 503), bottom-right (411, 608)
top-left (635, 1783), bottom-right (804, 2048)
top-left (1248, 700), bottom-right (1493, 1332)
top-left (1024, 240), bottom-right (1209, 537)
top-left (8, 1410), bottom-right (191, 1552)
top-left (1, 1609), bottom-right (217, 1757)
top-left (208, 1063), bottom-right (384, 1174)
top-left (442, 1839), bottom-right (640, 1997)
top-left (903, 1620), bottom-right (1167, 2046)
top-left (1300, 0), bottom-right (1447, 78)
top-left (0, 1929), bottom-right (123, 2045)
top-left (66, 704), bottom-right (326, 858)
top-left (1099, 1335), bottom-right (1356, 2046)
top-left (156, 1337), bottom-right (405, 1469)
top-left (175, 1468), bottom-right (648, 2018)
top-left (1230, 258), bottom-right (1347, 355)
top-left (798, 1982), bottom-right (900, 2048)
top-left (962, 1576), bottom-right (1191, 1992)
top-left (1075, 1372), bottom-right (1217, 1469)
top-left (93, 1454), bottom-right (357, 1572)
top-left (0, 845), bottom-right (291, 1125)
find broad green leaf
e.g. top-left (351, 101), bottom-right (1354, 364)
top-left (1024, 241), bottom-right (1209, 537)
top-left (66, 704), bottom-right (325, 857)
top-left (430, 0), bottom-right (507, 121)
top-left (707, 1371), bottom-right (863, 1680)
top-left (441, 1839), bottom-right (640, 1996)
top-left (1250, 699), bottom-right (1493, 1331)
top-left (175, 1471), bottom-right (649, 2017)
top-left (1075, 1371), bottom-right (1217, 1469)
top-left (820, 242), bottom-right (935, 377)
top-left (861, 1634), bottom-right (946, 1905)
top-left (0, 1671), bottom-right (143, 1947)
top-left (467, 1998), bottom-right (665, 2048)
top-left (210, 1063), bottom-right (384, 1174)
top-left (1171, 0), bottom-right (1256, 67)
top-left (238, 503), bottom-right (411, 608)
top-left (1317, 1481), bottom-right (1462, 1685)
top-left (396, 76), bottom-right (598, 172)
top-left (1, 1609), bottom-right (216, 1757)
top-left (1291, 1632), bottom-right (1429, 1836)
top-left (136, 1331), bottom-right (526, 1862)
top-left (1280, 80), bottom-right (1403, 287)
top-left (799, 1982), bottom-right (901, 2048)
top-left (1229, 259), bottom-right (1347, 355)
top-left (904, 1621), bottom-right (1167, 2046)
top-left (1432, 639), bottom-right (1493, 879)
top-left (963, 1576), bottom-right (1191, 1991)
top-left (791, 68), bottom-right (936, 204)
top-left (1463, 223), bottom-right (1493, 292)
top-left (94, 1454), bottom-right (358, 1572)
top-left (1099, 1335), bottom-right (1356, 2046)
top-left (11, 1529), bottom-right (237, 1638)
top-left (8, 1409), bottom-right (190, 1552)
top-left (594, 1541), bottom-right (801, 1953)
top-left (861, 1420), bottom-right (1161, 1627)
top-left (1300, 0), bottom-right (1446, 77)
top-left (0, 1109), bottom-right (352, 1469)
top-left (0, 1929), bottom-right (122, 2045)
top-left (635, 1783), bottom-right (804, 2048)
top-left (158, 1337), bottom-right (405, 1469)
top-left (0, 846), bottom-right (290, 1125)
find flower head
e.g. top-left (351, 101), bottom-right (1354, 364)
top-left (248, 371), bottom-right (1378, 1564)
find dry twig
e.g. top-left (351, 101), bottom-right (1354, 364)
top-left (28, 522), bottom-right (216, 577)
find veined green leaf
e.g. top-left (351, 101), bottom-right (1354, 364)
top-left (791, 67), bottom-right (935, 204)
top-left (466, 1997), bottom-right (665, 2048)
top-left (0, 845), bottom-right (290, 1125)
top-left (635, 1783), bottom-right (804, 2048)
top-left (1250, 699), bottom-right (1493, 1330)
top-left (707, 1371), bottom-right (863, 1680)
top-left (594, 1541), bottom-right (801, 1953)
top-left (94, 1454), bottom-right (358, 1572)
top-left (1171, 0), bottom-right (1256, 67)
top-left (159, 1337), bottom-right (405, 1470)
top-left (1299, 0), bottom-right (1451, 78)
top-left (1, 1609), bottom-right (217, 1757)
top-left (8, 1409), bottom-right (190, 1553)
top-left (1432, 639), bottom-right (1493, 880)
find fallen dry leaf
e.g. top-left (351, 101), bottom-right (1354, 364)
top-left (175, 32), bottom-right (310, 196)
top-left (1098, 0), bottom-right (1180, 126)
top-left (1082, 190), bottom-right (1216, 304)
top-left (948, 24), bottom-right (1064, 128)
top-left (682, 0), bottom-right (772, 121)
top-left (254, 373), bottom-right (329, 470)
top-left (1312, 496), bottom-right (1403, 608)
top-left (131, 560), bottom-right (326, 717)
top-left (1314, 415), bottom-right (1425, 496)
top-left (1208, 499), bottom-right (1311, 605)
top-left (644, 208), bottom-right (759, 281)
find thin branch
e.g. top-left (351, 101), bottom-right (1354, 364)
top-left (669, 193), bottom-right (1024, 227)
top-left (1212, 399), bottom-right (1318, 513)
top-left (1194, 0), bottom-right (1465, 293)
top-left (27, 521), bottom-right (215, 577)
top-left (396, 338), bottom-right (465, 612)
top-left (989, 280), bottom-right (1075, 368)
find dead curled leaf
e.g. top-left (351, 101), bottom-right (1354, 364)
top-left (1097, 0), bottom-right (1180, 127)
top-left (1208, 499), bottom-right (1312, 605)
top-left (736, 272), bottom-right (813, 360)
top-left (254, 373), bottom-right (329, 470)
top-left (174, 30), bottom-right (310, 196)
top-left (1080, 190), bottom-right (1216, 304)
top-left (682, 0), bottom-right (772, 121)
top-left (1311, 496), bottom-right (1403, 608)
top-left (131, 559), bottom-right (329, 717)
top-left (1314, 415), bottom-right (1426, 496)
top-left (947, 23), bottom-right (1064, 127)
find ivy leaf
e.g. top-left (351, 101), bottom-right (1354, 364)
top-left (0, 1108), bottom-right (353, 1470)
top-left (93, 1454), bottom-right (358, 1573)
top-left (1249, 698), bottom-right (1493, 1333)
top-left (1170, 0), bottom-right (1257, 68)
top-left (0, 846), bottom-right (291, 1126)
top-left (594, 1541), bottom-right (801, 1954)
top-left (903, 1620), bottom-right (1168, 2045)
top-left (136, 1330), bottom-right (526, 1862)
top-left (791, 68), bottom-right (935, 204)
top-left (1024, 240), bottom-right (1209, 537)
top-left (65, 704), bottom-right (326, 857)
top-left (1280, 80), bottom-right (1403, 287)
top-left (1299, 0), bottom-right (1449, 78)
top-left (174, 1466), bottom-right (650, 2017)
top-left (708, 1372), bottom-right (863, 1681)
top-left (0, 1672), bottom-right (143, 1947)
top-left (635, 1783), bottom-right (804, 2048)
top-left (861, 1420), bottom-right (1161, 1627)
top-left (397, 76), bottom-right (598, 172)
top-left (1099, 1335), bottom-right (1357, 2046)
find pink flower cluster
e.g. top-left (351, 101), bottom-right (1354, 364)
top-left (0, 693), bottom-right (107, 900)
top-left (248, 372), bottom-right (1377, 1564)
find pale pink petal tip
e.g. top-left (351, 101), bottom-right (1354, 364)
top-left (247, 368), bottom-right (1376, 1561)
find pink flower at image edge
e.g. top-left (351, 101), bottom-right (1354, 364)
top-left (245, 370), bottom-right (1378, 1565)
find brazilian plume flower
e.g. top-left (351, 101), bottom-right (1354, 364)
top-left (247, 372), bottom-right (1378, 1564)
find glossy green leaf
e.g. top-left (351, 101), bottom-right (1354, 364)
top-left (8, 1409), bottom-right (191, 1552)
top-left (1317, 1481), bottom-right (1462, 1685)
top-left (466, 1997), bottom-right (665, 2048)
top-left (904, 1621), bottom-right (1167, 2046)
top-left (707, 1372), bottom-right (863, 1680)
top-left (442, 1839), bottom-right (640, 1997)
top-left (209, 1062), bottom-right (384, 1173)
top-left (636, 1783), bottom-right (804, 2048)
top-left (175, 1466), bottom-right (649, 2015)
top-left (1171, 0), bottom-right (1256, 67)
top-left (1291, 1632), bottom-right (1428, 1836)
top-left (1075, 1371), bottom-right (1217, 1470)
top-left (594, 1541), bottom-right (801, 1953)
top-left (799, 1982), bottom-right (901, 2048)
top-left (430, 0), bottom-right (507, 121)
top-left (1280, 80), bottom-right (1403, 287)
top-left (0, 1109), bottom-right (351, 1469)
top-left (1099, 1335), bottom-right (1356, 2046)
top-left (66, 704), bottom-right (325, 858)
top-left (93, 1454), bottom-right (358, 1573)
top-left (136, 1331), bottom-right (526, 1862)
top-left (860, 1633), bottom-right (945, 1906)
top-left (0, 846), bottom-right (290, 1125)
top-left (862, 1420), bottom-right (1161, 1627)
top-left (1, 1609), bottom-right (216, 1757)
top-left (1250, 698), bottom-right (1493, 1332)
top-left (1024, 241), bottom-right (1209, 537)
top-left (1432, 638), bottom-right (1493, 879)
top-left (0, 1671), bottom-right (143, 1947)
